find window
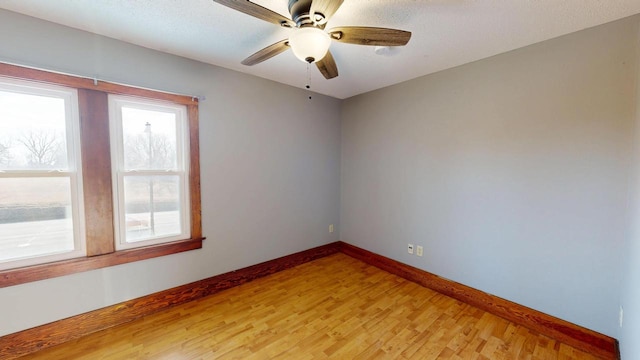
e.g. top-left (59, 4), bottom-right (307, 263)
top-left (0, 62), bottom-right (203, 287)
top-left (0, 78), bottom-right (85, 270)
top-left (110, 96), bottom-right (190, 249)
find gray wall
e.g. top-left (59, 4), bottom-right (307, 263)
top-left (620, 33), bottom-right (640, 359)
top-left (341, 16), bottom-right (639, 338)
top-left (0, 10), bottom-right (341, 336)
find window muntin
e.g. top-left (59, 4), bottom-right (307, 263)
top-left (110, 96), bottom-right (190, 249)
top-left (0, 78), bottom-right (85, 270)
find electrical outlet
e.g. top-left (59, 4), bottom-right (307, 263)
top-left (407, 244), bottom-right (414, 254)
top-left (620, 306), bottom-right (624, 328)
top-left (416, 246), bottom-right (423, 257)
top-left (329, 224), bottom-right (334, 233)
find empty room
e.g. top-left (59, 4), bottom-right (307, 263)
top-left (1, 1), bottom-right (640, 359)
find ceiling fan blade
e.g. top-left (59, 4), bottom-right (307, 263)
top-left (310, 0), bottom-right (344, 24)
top-left (241, 40), bottom-right (289, 66)
top-left (316, 50), bottom-right (338, 79)
top-left (212, 0), bottom-right (295, 28)
top-left (329, 26), bottom-right (411, 46)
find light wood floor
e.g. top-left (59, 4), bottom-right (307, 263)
top-left (21, 253), bottom-right (601, 360)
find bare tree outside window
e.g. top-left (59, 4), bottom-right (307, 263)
top-left (123, 132), bottom-right (176, 170)
top-left (0, 138), bottom-right (11, 165)
top-left (18, 130), bottom-right (66, 168)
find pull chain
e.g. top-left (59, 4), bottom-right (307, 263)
top-left (306, 63), bottom-right (312, 100)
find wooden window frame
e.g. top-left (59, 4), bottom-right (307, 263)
top-left (0, 63), bottom-right (203, 288)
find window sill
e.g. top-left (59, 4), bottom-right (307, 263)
top-left (0, 237), bottom-right (204, 288)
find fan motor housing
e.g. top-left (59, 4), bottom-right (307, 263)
top-left (288, 0), bottom-right (324, 27)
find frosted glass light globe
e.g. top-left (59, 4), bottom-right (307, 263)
top-left (289, 27), bottom-right (331, 63)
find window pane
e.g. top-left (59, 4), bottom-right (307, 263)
top-left (111, 95), bottom-right (189, 250)
top-left (0, 177), bottom-right (75, 262)
top-left (123, 175), bottom-right (182, 243)
top-left (0, 91), bottom-right (68, 170)
top-left (121, 107), bottom-right (177, 170)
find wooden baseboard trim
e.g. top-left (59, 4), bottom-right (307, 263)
top-left (337, 241), bottom-right (619, 360)
top-left (0, 240), bottom-right (620, 360)
top-left (0, 242), bottom-right (341, 359)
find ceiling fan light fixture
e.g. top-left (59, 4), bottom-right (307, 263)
top-left (289, 27), bottom-right (331, 63)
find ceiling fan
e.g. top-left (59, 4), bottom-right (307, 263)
top-left (211, 0), bottom-right (412, 79)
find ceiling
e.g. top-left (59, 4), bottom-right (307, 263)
top-left (1, 1), bottom-right (640, 99)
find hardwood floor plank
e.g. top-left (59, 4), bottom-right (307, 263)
top-left (16, 254), bottom-right (605, 360)
top-left (338, 242), bottom-right (617, 359)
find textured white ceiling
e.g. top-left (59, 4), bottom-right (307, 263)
top-left (1, 0), bottom-right (639, 99)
